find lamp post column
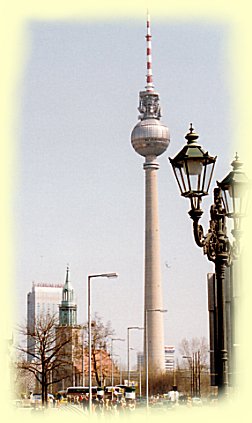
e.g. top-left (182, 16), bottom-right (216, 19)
top-left (127, 328), bottom-right (130, 385)
top-left (88, 276), bottom-right (92, 412)
top-left (82, 329), bottom-right (85, 386)
top-left (182, 355), bottom-right (193, 397)
top-left (211, 188), bottom-right (229, 397)
top-left (127, 326), bottom-right (143, 387)
top-left (215, 258), bottom-right (228, 395)
top-left (111, 338), bottom-right (125, 399)
top-left (87, 272), bottom-right (118, 413)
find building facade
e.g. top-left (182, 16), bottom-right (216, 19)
top-left (164, 346), bottom-right (175, 372)
top-left (27, 282), bottom-right (63, 361)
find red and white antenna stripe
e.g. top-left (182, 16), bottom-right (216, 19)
top-left (146, 11), bottom-right (154, 91)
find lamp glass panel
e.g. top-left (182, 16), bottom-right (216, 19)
top-left (221, 189), bottom-right (230, 214)
top-left (229, 183), bottom-right (249, 216)
top-left (202, 161), bottom-right (215, 195)
top-left (183, 160), bottom-right (202, 195)
top-left (173, 165), bottom-right (188, 195)
top-left (186, 173), bottom-right (202, 193)
top-left (183, 159), bottom-right (202, 176)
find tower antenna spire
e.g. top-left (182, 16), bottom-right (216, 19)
top-left (146, 10), bottom-right (154, 92)
top-left (131, 11), bottom-right (170, 374)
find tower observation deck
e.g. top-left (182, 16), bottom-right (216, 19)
top-left (131, 13), bottom-right (170, 374)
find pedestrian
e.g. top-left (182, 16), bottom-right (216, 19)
top-left (82, 394), bottom-right (89, 411)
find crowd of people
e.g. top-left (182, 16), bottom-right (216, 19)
top-left (17, 386), bottom-right (214, 413)
top-left (60, 394), bottom-right (137, 414)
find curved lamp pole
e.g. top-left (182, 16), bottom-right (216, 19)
top-left (88, 272), bottom-right (118, 412)
top-left (169, 124), bottom-right (249, 398)
top-left (145, 308), bottom-right (167, 409)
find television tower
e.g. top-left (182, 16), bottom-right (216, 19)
top-left (131, 13), bottom-right (170, 373)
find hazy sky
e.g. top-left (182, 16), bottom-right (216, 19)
top-left (14, 16), bottom-right (238, 366)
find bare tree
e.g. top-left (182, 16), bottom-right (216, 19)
top-left (16, 314), bottom-right (72, 406)
top-left (178, 336), bottom-right (209, 368)
top-left (13, 351), bottom-right (35, 397)
top-left (178, 336), bottom-right (210, 396)
top-left (81, 313), bottom-right (115, 386)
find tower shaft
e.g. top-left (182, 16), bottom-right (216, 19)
top-left (131, 14), bottom-right (170, 376)
top-left (144, 157), bottom-right (165, 373)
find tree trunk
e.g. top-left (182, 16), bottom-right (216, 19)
top-left (92, 351), bottom-right (101, 386)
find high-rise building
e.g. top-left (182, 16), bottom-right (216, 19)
top-left (137, 346), bottom-right (174, 373)
top-left (137, 352), bottom-right (144, 372)
top-left (131, 14), bottom-right (170, 373)
top-left (164, 346), bottom-right (175, 372)
top-left (27, 281), bottom-right (63, 361)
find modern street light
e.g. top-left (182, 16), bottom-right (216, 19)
top-left (128, 347), bottom-right (135, 385)
top-left (139, 355), bottom-right (142, 398)
top-left (113, 354), bottom-right (123, 385)
top-left (127, 326), bottom-right (144, 386)
top-left (182, 355), bottom-right (193, 397)
top-left (87, 272), bottom-right (118, 412)
top-left (98, 341), bottom-right (106, 387)
top-left (169, 124), bottom-right (249, 398)
top-left (111, 338), bottom-right (125, 399)
top-left (145, 308), bottom-right (167, 409)
top-left (82, 327), bottom-right (86, 386)
top-left (183, 352), bottom-right (201, 398)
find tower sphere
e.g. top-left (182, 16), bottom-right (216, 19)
top-left (130, 12), bottom-right (169, 373)
top-left (131, 117), bottom-right (170, 157)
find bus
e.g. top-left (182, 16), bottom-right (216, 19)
top-left (116, 385), bottom-right (136, 400)
top-left (66, 386), bottom-right (104, 399)
top-left (104, 386), bottom-right (124, 400)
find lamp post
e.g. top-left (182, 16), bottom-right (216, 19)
top-left (182, 355), bottom-right (193, 397)
top-left (169, 125), bottom-right (249, 398)
top-left (88, 272), bottom-right (118, 412)
top-left (145, 308), bottom-right (167, 409)
top-left (111, 338), bottom-right (124, 400)
top-left (127, 326), bottom-right (144, 386)
top-left (113, 354), bottom-right (122, 385)
top-left (82, 328), bottom-right (85, 386)
top-left (128, 347), bottom-right (134, 385)
top-left (197, 350), bottom-right (201, 398)
top-left (139, 356), bottom-right (142, 398)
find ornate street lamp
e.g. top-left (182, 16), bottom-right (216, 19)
top-left (169, 123), bottom-right (216, 213)
top-left (218, 153), bottom-right (250, 243)
top-left (169, 124), bottom-right (249, 399)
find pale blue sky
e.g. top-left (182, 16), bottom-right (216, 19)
top-left (15, 18), bottom-right (236, 366)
